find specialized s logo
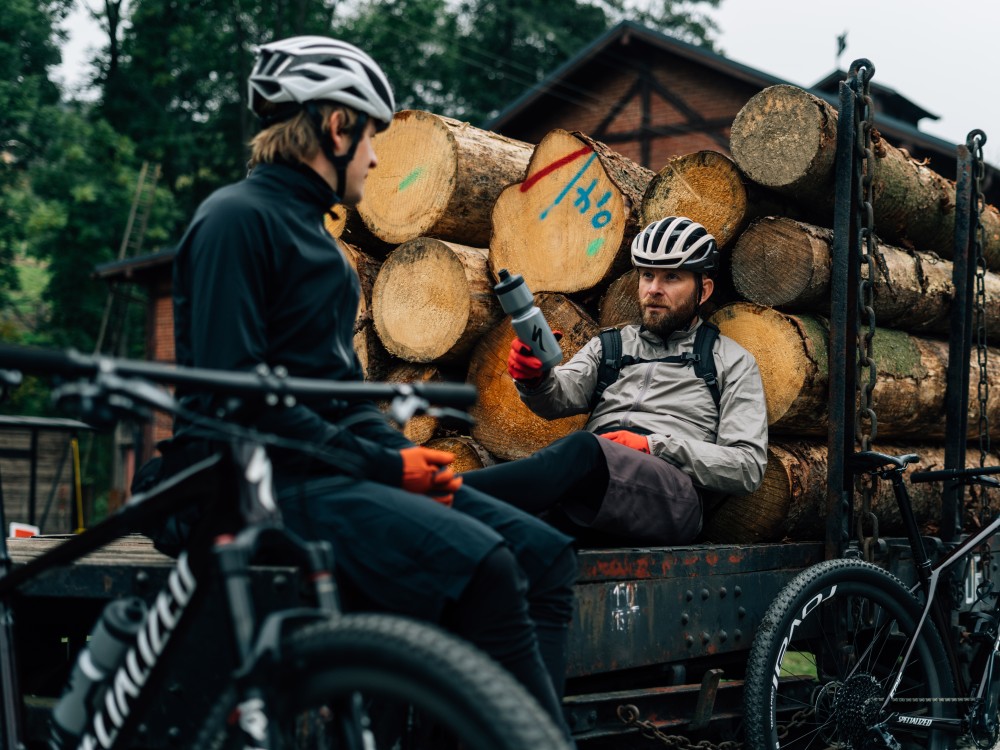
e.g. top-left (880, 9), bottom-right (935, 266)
top-left (531, 326), bottom-right (547, 352)
top-left (77, 553), bottom-right (197, 749)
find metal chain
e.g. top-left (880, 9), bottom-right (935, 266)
top-left (969, 129), bottom-right (994, 580)
top-left (616, 705), bottom-right (741, 750)
top-left (970, 131), bottom-right (992, 474)
top-left (851, 60), bottom-right (882, 563)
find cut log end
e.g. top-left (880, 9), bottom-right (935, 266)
top-left (361, 111), bottom-right (458, 244)
top-left (383, 363), bottom-right (445, 444)
top-left (709, 303), bottom-right (812, 426)
top-left (730, 217), bottom-right (828, 306)
top-left (730, 85), bottom-right (835, 192)
top-left (469, 293), bottom-right (596, 459)
top-left (373, 238), bottom-right (493, 363)
top-left (598, 270), bottom-right (641, 328)
top-left (702, 445), bottom-right (793, 543)
top-left (425, 436), bottom-right (496, 472)
top-left (490, 130), bottom-right (633, 294)
top-left (640, 151), bottom-right (749, 248)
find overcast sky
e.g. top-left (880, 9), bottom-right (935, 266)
top-left (52, 0), bottom-right (1000, 164)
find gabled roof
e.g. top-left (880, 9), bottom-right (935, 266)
top-left (93, 247), bottom-right (177, 283)
top-left (485, 20), bottom-right (963, 162)
top-left (812, 70), bottom-right (939, 126)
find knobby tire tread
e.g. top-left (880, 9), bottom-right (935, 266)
top-left (195, 612), bottom-right (572, 750)
top-left (744, 558), bottom-right (955, 750)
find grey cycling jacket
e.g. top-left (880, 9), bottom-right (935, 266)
top-left (517, 319), bottom-right (769, 496)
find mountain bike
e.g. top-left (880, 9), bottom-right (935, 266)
top-left (743, 449), bottom-right (1000, 750)
top-left (0, 343), bottom-right (572, 750)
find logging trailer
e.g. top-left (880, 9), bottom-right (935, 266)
top-left (1, 63), bottom-right (997, 748)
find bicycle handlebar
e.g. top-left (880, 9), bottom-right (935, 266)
top-left (0, 343), bottom-right (478, 409)
top-left (910, 464), bottom-right (1000, 484)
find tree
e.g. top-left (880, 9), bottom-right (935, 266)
top-left (0, 0), bottom-right (73, 305)
top-left (96, 0), bottom-right (341, 221)
top-left (338, 0), bottom-right (720, 124)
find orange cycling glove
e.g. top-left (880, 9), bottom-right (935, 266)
top-left (599, 430), bottom-right (650, 454)
top-left (400, 446), bottom-right (463, 507)
top-left (507, 331), bottom-right (562, 387)
top-left (507, 337), bottom-right (544, 386)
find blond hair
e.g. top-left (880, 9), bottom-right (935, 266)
top-left (248, 102), bottom-right (358, 168)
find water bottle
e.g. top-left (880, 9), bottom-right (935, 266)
top-left (494, 269), bottom-right (562, 371)
top-left (50, 597), bottom-right (147, 748)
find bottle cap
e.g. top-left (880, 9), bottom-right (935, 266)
top-left (493, 268), bottom-right (524, 295)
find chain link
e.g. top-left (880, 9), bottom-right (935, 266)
top-left (616, 704), bottom-right (741, 750)
top-left (850, 61), bottom-right (882, 563)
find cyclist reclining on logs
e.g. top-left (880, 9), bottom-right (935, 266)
top-left (463, 217), bottom-right (769, 546)
top-left (146, 36), bottom-right (577, 743)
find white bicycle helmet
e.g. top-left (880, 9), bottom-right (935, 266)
top-left (248, 36), bottom-right (395, 131)
top-left (630, 217), bottom-right (719, 273)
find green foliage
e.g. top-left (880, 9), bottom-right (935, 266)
top-left (0, 0), bottom-right (73, 305)
top-left (337, 0), bottom-right (720, 124)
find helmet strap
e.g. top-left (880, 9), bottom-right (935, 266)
top-left (305, 102), bottom-right (369, 205)
top-left (691, 274), bottom-right (705, 323)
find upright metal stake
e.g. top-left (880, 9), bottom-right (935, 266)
top-left (827, 71), bottom-right (862, 561)
top-left (942, 140), bottom-right (976, 543)
top-left (0, 482), bottom-right (25, 748)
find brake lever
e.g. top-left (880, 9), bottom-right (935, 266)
top-left (0, 369), bottom-right (22, 387)
top-left (388, 391), bottom-right (430, 427)
top-left (971, 476), bottom-right (1000, 489)
top-left (51, 373), bottom-right (177, 429)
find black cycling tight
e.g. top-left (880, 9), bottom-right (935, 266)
top-left (446, 545), bottom-right (577, 743)
top-left (461, 431), bottom-right (609, 515)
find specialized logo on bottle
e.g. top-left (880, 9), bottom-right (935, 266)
top-left (531, 326), bottom-right (547, 352)
top-left (77, 553), bottom-right (197, 749)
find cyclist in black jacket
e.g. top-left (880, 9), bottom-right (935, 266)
top-left (164, 36), bottom-right (577, 740)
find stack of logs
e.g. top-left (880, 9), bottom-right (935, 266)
top-left (327, 93), bottom-right (1000, 545)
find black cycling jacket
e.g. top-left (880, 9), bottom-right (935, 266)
top-left (171, 160), bottom-right (408, 480)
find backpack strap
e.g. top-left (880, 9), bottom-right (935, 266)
top-left (691, 321), bottom-right (721, 407)
top-left (589, 323), bottom-right (722, 410)
top-left (590, 328), bottom-right (623, 410)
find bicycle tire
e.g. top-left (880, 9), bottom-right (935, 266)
top-left (195, 612), bottom-right (572, 750)
top-left (744, 558), bottom-right (956, 750)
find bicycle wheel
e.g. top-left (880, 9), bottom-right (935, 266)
top-left (744, 558), bottom-right (956, 750)
top-left (197, 612), bottom-right (572, 750)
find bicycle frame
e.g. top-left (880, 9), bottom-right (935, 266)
top-left (858, 462), bottom-right (1000, 738)
top-left (0, 443), bottom-right (339, 750)
top-left (0, 342), bottom-right (478, 749)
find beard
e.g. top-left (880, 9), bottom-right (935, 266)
top-left (640, 290), bottom-right (699, 340)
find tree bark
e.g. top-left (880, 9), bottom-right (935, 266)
top-left (372, 238), bottom-right (501, 364)
top-left (490, 129), bottom-right (655, 295)
top-left (702, 441), bottom-right (991, 544)
top-left (359, 110), bottom-right (533, 247)
top-left (339, 241), bottom-right (391, 381)
top-left (730, 84), bottom-right (1000, 269)
top-left (709, 302), bottom-right (1000, 440)
top-left (426, 436), bottom-right (497, 473)
top-left (639, 150), bottom-right (794, 249)
top-left (468, 293), bottom-right (598, 460)
top-left (731, 216), bottom-right (1000, 335)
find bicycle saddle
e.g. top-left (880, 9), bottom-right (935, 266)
top-left (850, 451), bottom-right (920, 472)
